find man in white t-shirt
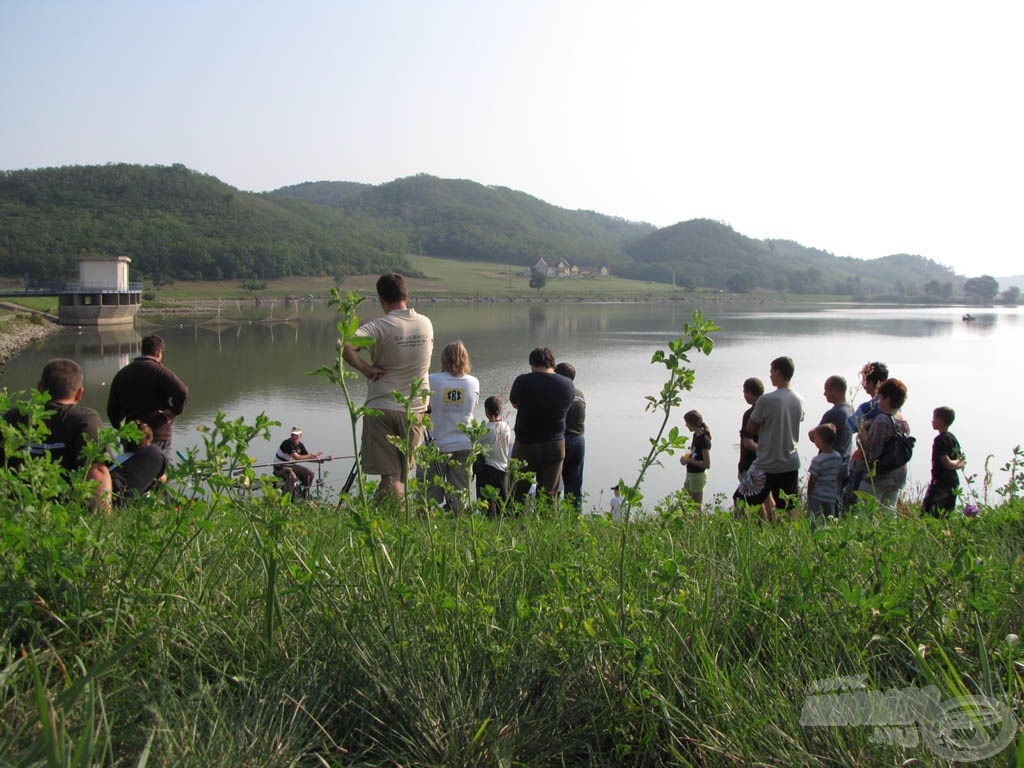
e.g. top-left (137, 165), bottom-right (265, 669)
top-left (743, 355), bottom-right (805, 513)
top-left (342, 273), bottom-right (433, 500)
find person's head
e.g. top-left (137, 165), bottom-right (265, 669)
top-left (441, 340), bottom-right (471, 376)
top-left (824, 375), bottom-right (847, 404)
top-left (376, 273), bottom-right (408, 305)
top-left (809, 422), bottom-right (837, 451)
top-left (290, 426), bottom-right (303, 444)
top-left (528, 347), bottom-right (556, 370)
top-left (742, 377), bottom-right (764, 405)
top-left (683, 409), bottom-right (711, 438)
top-left (770, 356), bottom-right (795, 386)
top-left (123, 420), bottom-right (154, 452)
top-left (38, 358), bottom-right (84, 401)
top-left (611, 483), bottom-right (621, 495)
top-left (876, 378), bottom-right (907, 411)
top-left (932, 406), bottom-right (956, 431)
top-left (860, 361), bottom-right (889, 395)
top-left (484, 395), bottom-right (503, 419)
top-left (141, 335), bottom-right (165, 358)
top-left (554, 362), bottom-right (575, 381)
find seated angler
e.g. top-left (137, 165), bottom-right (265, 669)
top-left (273, 426), bottom-right (327, 499)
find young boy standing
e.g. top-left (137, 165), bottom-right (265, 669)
top-left (475, 395), bottom-right (512, 517)
top-left (807, 423), bottom-right (846, 520)
top-left (922, 406), bottom-right (965, 517)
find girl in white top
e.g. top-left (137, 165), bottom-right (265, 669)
top-left (426, 340), bottom-right (480, 512)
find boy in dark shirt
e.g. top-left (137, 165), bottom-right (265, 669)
top-left (2, 358), bottom-right (111, 510)
top-left (922, 406), bottom-right (965, 517)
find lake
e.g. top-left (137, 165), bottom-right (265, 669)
top-left (2, 299), bottom-right (1021, 510)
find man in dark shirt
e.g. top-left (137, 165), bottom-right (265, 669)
top-left (2, 357), bottom-right (111, 510)
top-left (107, 334), bottom-right (189, 456)
top-left (509, 347), bottom-right (575, 508)
top-left (273, 426), bottom-right (325, 499)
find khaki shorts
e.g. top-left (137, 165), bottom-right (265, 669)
top-left (684, 471), bottom-right (708, 493)
top-left (361, 410), bottom-right (425, 479)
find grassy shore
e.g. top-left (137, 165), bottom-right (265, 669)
top-left (3, 474), bottom-right (1023, 767)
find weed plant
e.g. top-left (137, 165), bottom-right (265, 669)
top-left (2, 314), bottom-right (1024, 767)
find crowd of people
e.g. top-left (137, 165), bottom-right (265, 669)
top-left (2, 272), bottom-right (968, 520)
top-left (728, 357), bottom-right (965, 521)
top-left (340, 273), bottom-right (586, 516)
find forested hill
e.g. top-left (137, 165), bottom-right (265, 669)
top-left (272, 174), bottom-right (655, 271)
top-left (624, 220), bottom-right (961, 294)
top-left (1, 163), bottom-right (965, 295)
top-left (0, 164), bottom-right (410, 283)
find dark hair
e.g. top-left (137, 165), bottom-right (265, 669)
top-left (876, 378), bottom-right (908, 410)
top-left (484, 395), bottom-right (503, 417)
top-left (40, 358), bottom-right (83, 400)
top-left (771, 356), bottom-right (795, 382)
top-left (743, 377), bottom-right (764, 397)
top-left (376, 273), bottom-right (408, 304)
top-left (528, 347), bottom-right (556, 369)
top-left (811, 422), bottom-right (837, 447)
top-left (141, 335), bottom-right (165, 357)
top-left (933, 406), bottom-right (956, 427)
top-left (860, 361), bottom-right (889, 385)
top-left (683, 409), bottom-right (712, 439)
top-left (554, 362), bottom-right (575, 380)
top-left (825, 374), bottom-right (847, 391)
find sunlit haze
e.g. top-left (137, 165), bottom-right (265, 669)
top-left (2, 1), bottom-right (1021, 278)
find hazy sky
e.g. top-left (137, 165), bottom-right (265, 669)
top-left (2, 1), bottom-right (1021, 277)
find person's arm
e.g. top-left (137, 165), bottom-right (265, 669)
top-left (89, 462), bottom-right (112, 512)
top-left (938, 452), bottom-right (965, 471)
top-left (807, 472), bottom-right (817, 498)
top-left (688, 440), bottom-right (710, 470)
top-left (746, 418), bottom-right (761, 436)
top-left (342, 342), bottom-right (384, 381)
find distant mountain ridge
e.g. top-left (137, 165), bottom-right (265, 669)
top-left (0, 163), bottom-right (974, 295)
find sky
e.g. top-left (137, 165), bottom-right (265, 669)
top-left (2, 1), bottom-right (1022, 278)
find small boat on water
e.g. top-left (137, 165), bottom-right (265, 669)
top-left (962, 313), bottom-right (976, 322)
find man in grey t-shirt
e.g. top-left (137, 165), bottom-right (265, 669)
top-left (743, 356), bottom-right (805, 512)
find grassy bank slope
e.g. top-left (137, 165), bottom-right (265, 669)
top-left (3, 484), bottom-right (1023, 766)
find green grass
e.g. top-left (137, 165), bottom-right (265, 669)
top-left (3, 479), bottom-right (1023, 767)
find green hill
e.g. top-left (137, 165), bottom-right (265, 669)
top-left (266, 180), bottom-right (374, 206)
top-left (313, 174), bottom-right (654, 270)
top-left (621, 219), bottom-right (961, 295)
top-left (0, 164), bottom-right (967, 296)
top-left (0, 164), bottom-right (409, 283)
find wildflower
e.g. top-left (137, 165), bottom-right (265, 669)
top-left (1007, 634), bottom-right (1020, 647)
top-left (964, 503), bottom-right (979, 517)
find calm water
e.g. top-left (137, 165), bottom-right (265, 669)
top-left (2, 300), bottom-right (1021, 510)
